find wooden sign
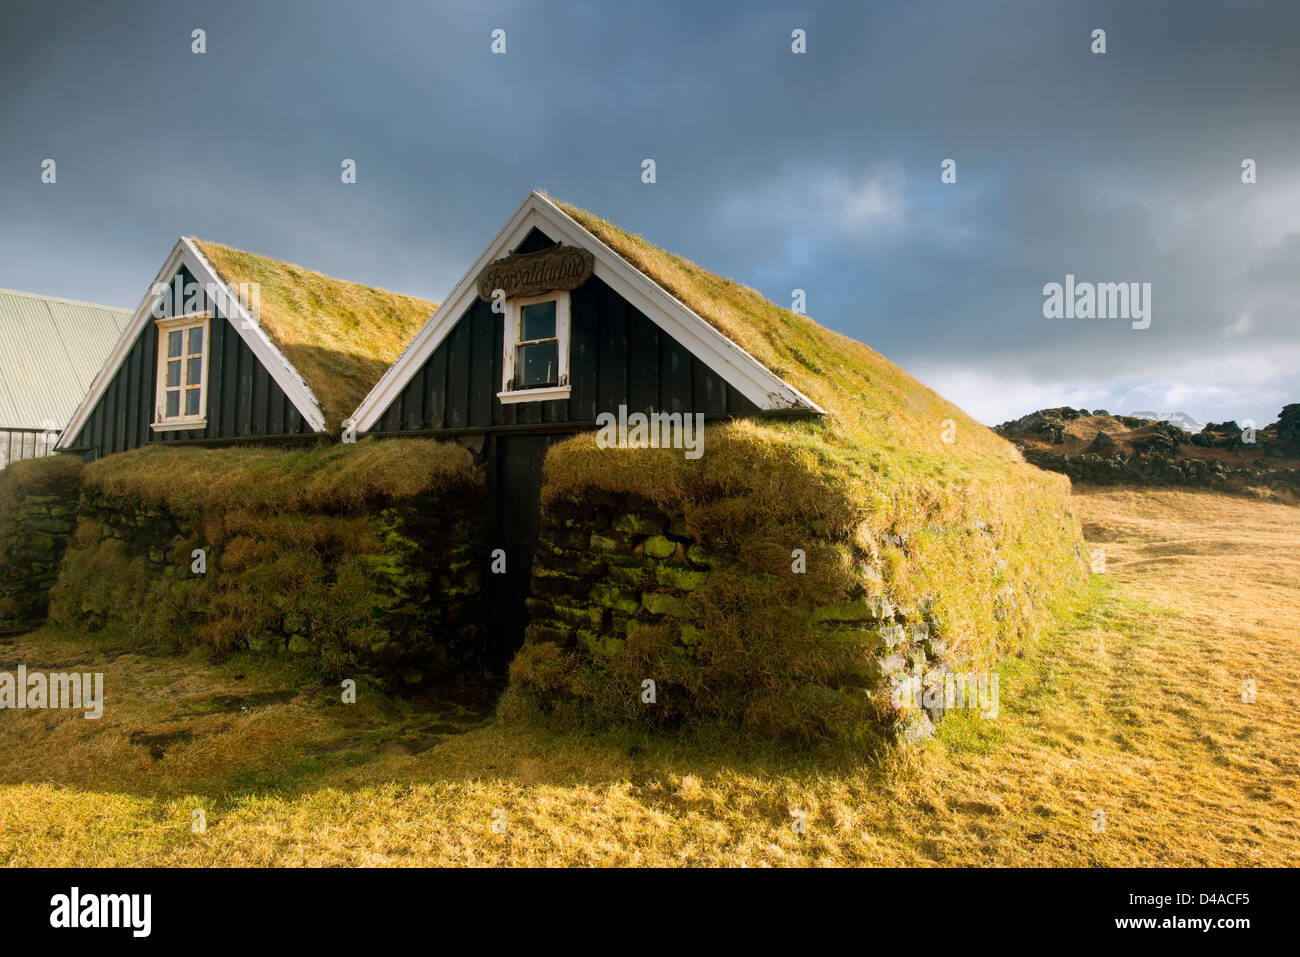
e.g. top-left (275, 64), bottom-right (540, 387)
top-left (476, 244), bottom-right (595, 301)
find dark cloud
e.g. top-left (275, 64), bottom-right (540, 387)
top-left (1, 0), bottom-right (1296, 425)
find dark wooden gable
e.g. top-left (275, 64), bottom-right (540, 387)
top-left (69, 263), bottom-right (312, 460)
top-left (369, 229), bottom-right (760, 436)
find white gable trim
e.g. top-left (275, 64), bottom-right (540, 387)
top-left (57, 238), bottom-right (327, 448)
top-left (351, 192), bottom-right (824, 432)
top-left (184, 239), bottom-right (326, 431)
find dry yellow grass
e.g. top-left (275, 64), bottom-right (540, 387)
top-left (1, 486), bottom-right (1295, 866)
top-left (80, 437), bottom-right (478, 513)
top-left (194, 240), bottom-right (437, 431)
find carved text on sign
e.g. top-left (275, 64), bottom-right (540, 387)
top-left (476, 244), bottom-right (595, 300)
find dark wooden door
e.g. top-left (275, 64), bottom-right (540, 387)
top-left (486, 433), bottom-right (560, 673)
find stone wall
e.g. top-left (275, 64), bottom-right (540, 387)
top-left (523, 505), bottom-right (715, 656)
top-left (511, 490), bottom-right (954, 742)
top-left (0, 456), bottom-right (82, 631)
top-left (46, 441), bottom-right (486, 687)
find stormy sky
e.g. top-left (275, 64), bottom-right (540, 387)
top-left (2, 0), bottom-right (1297, 426)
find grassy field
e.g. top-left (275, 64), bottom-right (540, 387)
top-left (0, 485), bottom-right (1295, 866)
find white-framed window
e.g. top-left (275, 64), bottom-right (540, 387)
top-left (498, 290), bottom-right (572, 404)
top-left (152, 313), bottom-right (211, 431)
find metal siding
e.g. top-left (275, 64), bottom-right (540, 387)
top-left (0, 288), bottom-right (131, 430)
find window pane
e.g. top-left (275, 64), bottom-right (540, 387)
top-left (520, 301), bottom-right (556, 341)
top-left (186, 357), bottom-right (202, 386)
top-left (185, 388), bottom-right (200, 416)
top-left (187, 327), bottom-right (204, 355)
top-left (166, 360), bottom-right (180, 387)
top-left (167, 330), bottom-right (183, 357)
top-left (165, 390), bottom-right (180, 417)
top-left (518, 342), bottom-right (558, 388)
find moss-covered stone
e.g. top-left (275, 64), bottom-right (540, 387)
top-left (643, 535), bottom-right (676, 559)
top-left (590, 583), bottom-right (641, 614)
top-left (810, 597), bottom-right (892, 622)
top-left (653, 564), bottom-right (709, 591)
top-left (589, 532), bottom-right (625, 552)
top-left (641, 591), bottom-right (688, 617)
top-left (577, 629), bottom-right (626, 656)
top-left (608, 563), bottom-right (649, 588)
top-left (612, 512), bottom-right (665, 536)
top-left (529, 598), bottom-right (602, 630)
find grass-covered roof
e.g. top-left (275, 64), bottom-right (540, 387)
top-left (537, 197), bottom-right (1086, 680)
top-left (553, 196), bottom-right (1022, 477)
top-left (193, 240), bottom-right (437, 431)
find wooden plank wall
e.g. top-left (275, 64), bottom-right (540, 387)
top-left (373, 272), bottom-right (759, 436)
top-left (71, 265), bottom-right (310, 458)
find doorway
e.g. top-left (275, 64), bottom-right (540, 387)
top-left (484, 432), bottom-right (564, 673)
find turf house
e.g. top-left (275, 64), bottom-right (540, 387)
top-left (349, 191), bottom-right (1087, 739)
top-left (2, 195), bottom-right (1086, 742)
top-left (56, 236), bottom-right (435, 459)
top-left (351, 191), bottom-right (828, 671)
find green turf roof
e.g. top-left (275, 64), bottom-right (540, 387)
top-left (193, 240), bottom-right (437, 431)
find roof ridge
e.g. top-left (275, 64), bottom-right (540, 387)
top-left (0, 287), bottom-right (132, 312)
top-left (189, 239), bottom-right (438, 306)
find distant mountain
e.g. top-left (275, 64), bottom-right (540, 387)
top-left (1129, 410), bottom-right (1204, 434)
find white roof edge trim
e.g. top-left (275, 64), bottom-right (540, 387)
top-left (182, 238), bottom-right (326, 431)
top-left (57, 238), bottom-right (327, 449)
top-left (530, 193), bottom-right (826, 415)
top-left (351, 192), bottom-right (824, 432)
top-left (350, 193), bottom-right (540, 432)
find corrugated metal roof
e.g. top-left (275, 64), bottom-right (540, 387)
top-left (0, 288), bottom-right (132, 431)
